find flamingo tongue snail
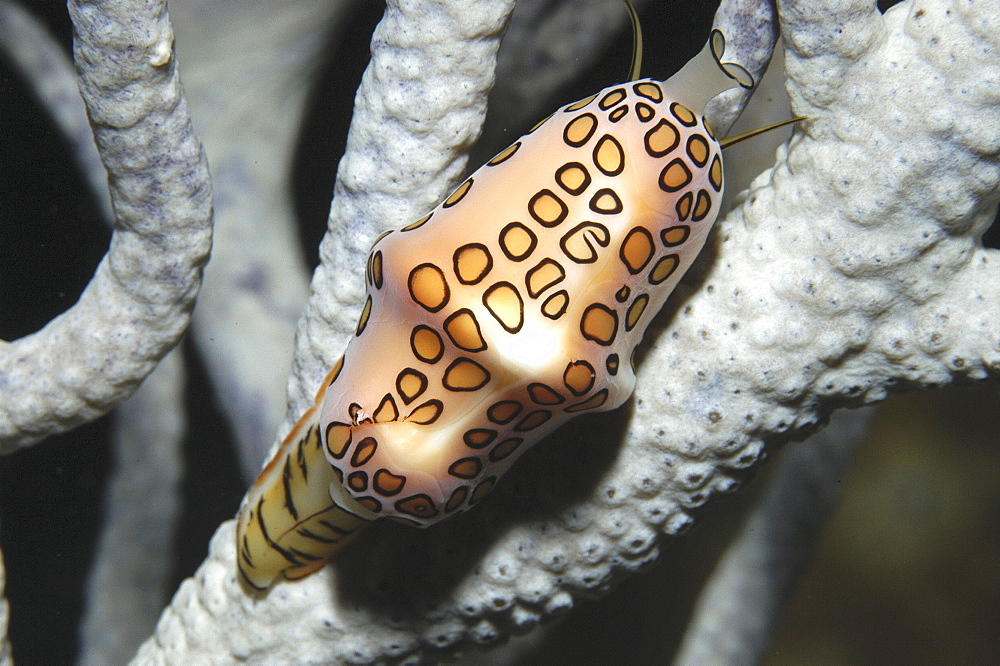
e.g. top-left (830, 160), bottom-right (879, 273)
top-left (236, 2), bottom-right (800, 590)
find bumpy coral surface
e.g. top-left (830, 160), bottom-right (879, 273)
top-left (125, 0), bottom-right (999, 662)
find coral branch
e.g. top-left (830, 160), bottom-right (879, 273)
top-left (134, 0), bottom-right (998, 662)
top-left (674, 408), bottom-right (873, 663)
top-left (0, 0), bottom-right (212, 451)
top-left (171, 0), bottom-right (341, 480)
top-left (282, 0), bottom-right (516, 433)
top-left (79, 349), bottom-right (185, 665)
top-left (0, 0), bottom-right (111, 219)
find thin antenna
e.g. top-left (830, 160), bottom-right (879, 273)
top-left (623, 0), bottom-right (643, 81)
top-left (720, 116), bottom-right (807, 150)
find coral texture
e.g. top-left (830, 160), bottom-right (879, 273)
top-left (0, 0), bottom-right (996, 662)
top-left (132, 0), bottom-right (999, 663)
top-left (0, 0), bottom-right (212, 450)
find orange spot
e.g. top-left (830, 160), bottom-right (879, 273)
top-left (448, 457), bottom-right (482, 479)
top-left (373, 469), bottom-right (406, 496)
top-left (373, 394), bottom-right (398, 423)
top-left (470, 476), bottom-right (497, 504)
top-left (351, 437), bottom-right (378, 467)
top-left (687, 134), bottom-right (710, 166)
top-left (659, 159), bottom-right (693, 193)
top-left (514, 409), bottom-right (552, 432)
top-left (443, 178), bottom-right (473, 207)
top-left (703, 116), bottom-right (716, 139)
top-left (645, 119), bottom-right (680, 156)
top-left (408, 264), bottom-right (449, 312)
top-left (563, 360), bottom-right (595, 396)
top-left (453, 243), bottom-right (492, 285)
top-left (580, 303), bottom-right (618, 346)
top-left (395, 494), bottom-right (438, 519)
top-left (675, 192), bottom-right (693, 220)
top-left (560, 222), bottom-right (610, 264)
top-left (396, 368), bottom-right (428, 404)
top-left (410, 325), bottom-right (443, 363)
top-left (599, 88), bottom-right (626, 109)
top-left (325, 422), bottom-right (351, 459)
top-left (355, 296), bottom-right (372, 336)
top-left (525, 259), bottom-right (565, 298)
top-left (528, 382), bottom-right (563, 405)
top-left (709, 155), bottom-right (723, 191)
top-left (464, 428), bottom-right (499, 448)
top-left (541, 290), bottom-right (569, 320)
top-left (589, 188), bottom-right (623, 215)
top-left (487, 142), bottom-right (520, 166)
top-left (620, 227), bottom-right (655, 274)
top-left (693, 190), bottom-right (713, 222)
top-left (406, 399), bottom-right (443, 425)
top-left (486, 401), bottom-right (521, 425)
top-left (371, 251), bottom-right (383, 288)
top-left (444, 309), bottom-right (486, 352)
top-left (528, 382), bottom-right (564, 405)
top-left (348, 472), bottom-right (368, 492)
top-left (661, 226), bottom-right (690, 247)
top-left (529, 112), bottom-right (553, 133)
top-left (633, 82), bottom-right (663, 102)
top-left (563, 113), bottom-right (598, 146)
top-left (488, 438), bottom-right (523, 462)
top-left (593, 135), bottom-right (624, 176)
top-left (483, 282), bottom-right (524, 333)
top-left (402, 212), bottom-right (432, 231)
top-left (555, 162), bottom-right (590, 195)
top-left (649, 255), bottom-right (680, 285)
top-left (625, 294), bottom-right (649, 331)
top-left (445, 487), bottom-right (468, 512)
top-left (606, 354), bottom-right (620, 375)
top-left (670, 102), bottom-right (697, 126)
top-left (565, 388), bottom-right (609, 413)
top-left (528, 189), bottom-right (568, 227)
top-left (499, 222), bottom-right (537, 261)
top-left (443, 357), bottom-right (491, 392)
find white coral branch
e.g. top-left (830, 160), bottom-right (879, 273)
top-left (133, 0), bottom-right (999, 663)
top-left (175, 0), bottom-right (341, 480)
top-left (674, 407), bottom-right (874, 664)
top-left (0, 0), bottom-right (212, 451)
top-left (79, 348), bottom-right (185, 665)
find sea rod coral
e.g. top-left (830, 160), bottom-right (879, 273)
top-left (0, 0), bottom-right (997, 662)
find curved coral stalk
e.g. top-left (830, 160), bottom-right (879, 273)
top-left (0, 0), bottom-right (212, 451)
